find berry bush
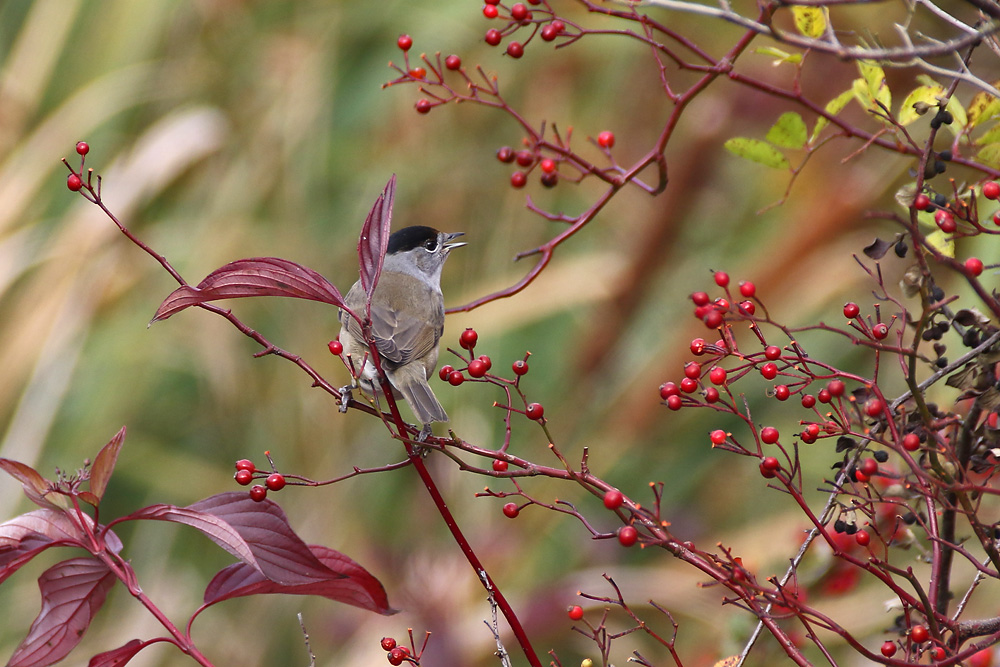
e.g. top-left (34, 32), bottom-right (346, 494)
top-left (3, 2), bottom-right (1000, 666)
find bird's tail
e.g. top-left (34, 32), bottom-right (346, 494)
top-left (391, 367), bottom-right (449, 425)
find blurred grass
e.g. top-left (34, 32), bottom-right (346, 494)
top-left (0, 1), bottom-right (996, 666)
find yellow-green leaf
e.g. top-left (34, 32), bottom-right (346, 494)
top-left (968, 82), bottom-right (1000, 127)
top-left (792, 6), bottom-right (828, 38)
top-left (753, 46), bottom-right (802, 65)
top-left (977, 143), bottom-right (1000, 168)
top-left (723, 138), bottom-right (790, 169)
top-left (925, 229), bottom-right (954, 257)
top-left (855, 61), bottom-right (891, 113)
top-left (977, 122), bottom-right (1000, 146)
top-left (766, 112), bottom-right (807, 149)
top-left (945, 95), bottom-right (967, 131)
top-left (811, 88), bottom-right (854, 142)
top-left (899, 85), bottom-right (943, 126)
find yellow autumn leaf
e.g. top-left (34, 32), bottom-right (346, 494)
top-left (791, 6), bottom-right (828, 38)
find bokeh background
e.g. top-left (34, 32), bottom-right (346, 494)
top-left (1, 1), bottom-right (997, 666)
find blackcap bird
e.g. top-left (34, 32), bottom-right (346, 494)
top-left (338, 225), bottom-right (464, 432)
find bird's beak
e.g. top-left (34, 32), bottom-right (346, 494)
top-left (444, 232), bottom-right (466, 250)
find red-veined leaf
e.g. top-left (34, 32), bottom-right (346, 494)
top-left (122, 492), bottom-right (333, 585)
top-left (151, 257), bottom-right (344, 322)
top-left (203, 544), bottom-right (396, 615)
top-left (89, 426), bottom-right (126, 503)
top-left (0, 459), bottom-right (66, 510)
top-left (358, 175), bottom-right (396, 300)
top-left (87, 639), bottom-right (145, 667)
top-left (7, 557), bottom-right (115, 667)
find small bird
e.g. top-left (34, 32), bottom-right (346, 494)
top-left (338, 225), bottom-right (464, 433)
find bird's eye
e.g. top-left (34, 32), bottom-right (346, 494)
top-left (423, 239), bottom-right (438, 251)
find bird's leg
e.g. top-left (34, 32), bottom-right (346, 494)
top-left (417, 423), bottom-right (433, 442)
top-left (338, 384), bottom-right (355, 413)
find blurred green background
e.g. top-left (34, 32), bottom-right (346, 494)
top-left (1, 1), bottom-right (997, 666)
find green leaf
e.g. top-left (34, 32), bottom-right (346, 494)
top-left (723, 138), bottom-right (790, 169)
top-left (753, 46), bottom-right (802, 65)
top-left (811, 89), bottom-right (854, 142)
top-left (968, 82), bottom-right (1000, 127)
top-left (977, 143), bottom-right (1000, 168)
top-left (898, 85), bottom-right (943, 126)
top-left (854, 61), bottom-right (891, 114)
top-left (925, 229), bottom-right (954, 258)
top-left (791, 6), bottom-right (828, 38)
top-left (766, 112), bottom-right (807, 149)
top-left (977, 122), bottom-right (1000, 146)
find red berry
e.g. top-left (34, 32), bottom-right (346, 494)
top-left (679, 377), bottom-right (698, 393)
top-left (597, 131), bottom-right (615, 148)
top-left (739, 281), bottom-right (756, 297)
top-left (502, 502), bottom-right (520, 518)
top-left (994, 211), bottom-right (1000, 227)
top-left (439, 365), bottom-right (455, 381)
top-left (568, 605), bottom-right (584, 621)
top-left (540, 158), bottom-right (556, 173)
top-left (709, 367), bottom-right (727, 385)
top-left (761, 456), bottom-right (780, 471)
top-left (969, 648), bottom-right (994, 667)
top-left (448, 370), bottom-right (465, 386)
top-left (704, 387), bottom-right (720, 403)
top-left (806, 423), bottom-right (820, 438)
top-left (510, 171), bottom-right (527, 188)
top-left (659, 382), bottom-right (679, 399)
top-left (801, 428), bottom-right (817, 444)
top-left (388, 647), bottom-right (406, 665)
top-left (764, 345), bottom-right (781, 360)
top-left (872, 322), bottom-right (889, 340)
top-left (483, 4), bottom-right (499, 18)
top-left (511, 3), bottom-right (530, 20)
top-left (485, 28), bottom-right (502, 45)
top-left (966, 256), bottom-right (985, 276)
top-left (266, 473), bottom-right (286, 491)
top-left (328, 339), bottom-right (343, 355)
top-left (935, 209), bottom-right (956, 232)
top-left (818, 388), bottom-right (832, 403)
top-left (881, 641), bottom-right (897, 658)
top-left (415, 99), bottom-right (432, 114)
top-left (478, 355), bottom-right (492, 371)
top-left (67, 173), bottom-right (83, 191)
top-left (864, 398), bottom-right (884, 418)
top-left (714, 271), bottom-right (730, 287)
top-left (855, 529), bottom-right (870, 546)
top-left (603, 489), bottom-right (624, 510)
top-left (468, 359), bottom-right (488, 378)
top-left (984, 181), bottom-right (1000, 200)
top-left (492, 459), bottom-right (508, 472)
top-left (801, 394), bottom-right (816, 408)
top-left (913, 193), bottom-right (931, 210)
top-left (551, 19), bottom-right (566, 32)
top-left (691, 291), bottom-right (710, 306)
top-left (250, 485), bottom-right (267, 502)
top-left (397, 34), bottom-right (413, 51)
top-left (710, 429), bottom-right (727, 444)
top-left (827, 379), bottom-right (845, 396)
top-left (617, 525), bottom-right (638, 546)
top-left (859, 458), bottom-right (878, 476)
top-left (690, 338), bottom-right (706, 355)
top-left (235, 469), bottom-right (253, 485)
top-left (513, 360), bottom-right (529, 376)
top-left (445, 55), bottom-right (462, 70)
top-left (496, 146), bottom-right (514, 163)
top-left (684, 362), bottom-right (701, 379)
top-left (541, 24), bottom-right (559, 41)
top-left (235, 459), bottom-right (256, 472)
top-left (381, 637), bottom-right (397, 651)
top-left (409, 67), bottom-right (427, 79)
top-left (761, 362), bottom-right (778, 380)
top-left (843, 302), bottom-right (860, 319)
top-left (910, 624), bottom-right (929, 643)
top-left (774, 385), bottom-right (790, 400)
top-left (761, 426), bottom-right (779, 444)
top-left (931, 646), bottom-right (946, 661)
top-left (485, 0), bottom-right (500, 4)
top-left (715, 297), bottom-right (730, 310)
top-left (76, 141), bottom-right (90, 156)
top-left (739, 300), bottom-right (755, 315)
top-left (540, 172), bottom-right (558, 188)
top-left (903, 433), bottom-right (920, 451)
top-left (760, 462), bottom-right (777, 478)
top-left (515, 150), bottom-right (533, 167)
top-left (526, 402), bottom-right (545, 420)
top-left (506, 41), bottom-right (524, 58)
top-left (460, 328), bottom-right (479, 349)
top-left (666, 395), bottom-right (682, 410)
top-left (703, 309), bottom-right (724, 329)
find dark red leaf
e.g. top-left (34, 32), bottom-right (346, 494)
top-left (203, 544), bottom-right (396, 615)
top-left (358, 175), bottom-right (396, 299)
top-left (7, 557), bottom-right (115, 667)
top-left (89, 426), bottom-right (126, 503)
top-left (151, 257), bottom-right (345, 322)
top-left (0, 459), bottom-right (66, 510)
top-left (122, 492), bottom-right (333, 585)
top-left (87, 639), bottom-right (145, 667)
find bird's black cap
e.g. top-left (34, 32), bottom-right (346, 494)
top-left (387, 225), bottom-right (441, 254)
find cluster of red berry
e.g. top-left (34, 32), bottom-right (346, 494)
top-left (233, 458), bottom-right (287, 502)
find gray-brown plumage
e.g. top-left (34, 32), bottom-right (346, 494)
top-left (338, 226), bottom-right (464, 428)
